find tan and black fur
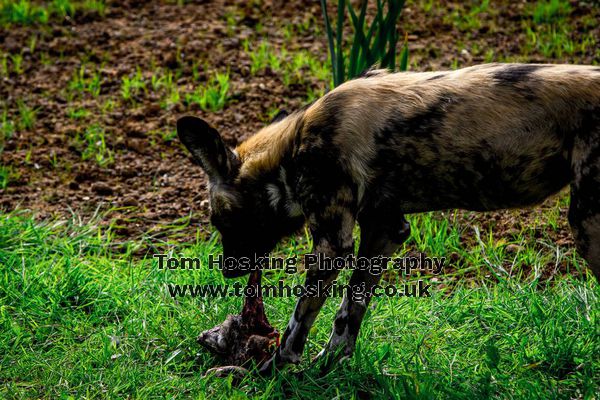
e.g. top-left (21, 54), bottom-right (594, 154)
top-left (177, 63), bottom-right (600, 374)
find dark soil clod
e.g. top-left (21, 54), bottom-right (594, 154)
top-left (91, 182), bottom-right (114, 196)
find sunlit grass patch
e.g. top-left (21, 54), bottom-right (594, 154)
top-left (0, 0), bottom-right (48, 25)
top-left (66, 106), bottom-right (91, 120)
top-left (74, 124), bottom-right (113, 167)
top-left (0, 0), bottom-right (106, 26)
top-left (16, 100), bottom-right (36, 130)
top-left (242, 39), bottom-right (331, 101)
top-left (69, 64), bottom-right (103, 98)
top-left (0, 109), bottom-right (15, 152)
top-left (0, 209), bottom-right (597, 398)
top-left (121, 68), bottom-right (147, 103)
top-left (533, 0), bottom-right (571, 25)
top-left (444, 0), bottom-right (491, 33)
top-left (0, 165), bottom-right (15, 188)
top-left (525, 25), bottom-right (576, 59)
top-left (184, 71), bottom-right (230, 112)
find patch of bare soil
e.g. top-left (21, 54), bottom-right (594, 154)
top-left (0, 0), bottom-right (598, 261)
top-left (1, 0), bottom-right (331, 239)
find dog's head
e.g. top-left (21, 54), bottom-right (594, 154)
top-left (177, 115), bottom-right (304, 278)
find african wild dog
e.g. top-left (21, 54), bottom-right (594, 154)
top-left (177, 63), bottom-right (600, 373)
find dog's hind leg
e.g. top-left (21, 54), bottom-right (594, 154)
top-left (569, 137), bottom-right (600, 280)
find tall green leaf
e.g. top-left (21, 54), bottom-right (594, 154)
top-left (320, 0), bottom-right (409, 88)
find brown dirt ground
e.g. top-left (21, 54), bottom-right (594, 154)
top-left (1, 0), bottom-right (599, 254)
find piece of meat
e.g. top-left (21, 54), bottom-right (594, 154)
top-left (197, 270), bottom-right (279, 368)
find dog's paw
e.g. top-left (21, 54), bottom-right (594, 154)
top-left (312, 346), bottom-right (352, 375)
top-left (257, 355), bottom-right (278, 376)
top-left (257, 348), bottom-right (301, 376)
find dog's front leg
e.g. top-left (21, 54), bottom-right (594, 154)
top-left (316, 212), bottom-right (411, 370)
top-left (259, 192), bottom-right (356, 375)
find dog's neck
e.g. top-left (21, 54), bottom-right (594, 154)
top-left (235, 111), bottom-right (304, 181)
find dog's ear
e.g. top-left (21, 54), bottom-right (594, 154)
top-left (270, 110), bottom-right (289, 124)
top-left (177, 116), bottom-right (238, 183)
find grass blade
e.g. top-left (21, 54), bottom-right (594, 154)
top-left (323, 0), bottom-right (408, 85)
top-left (346, 0), bottom-right (368, 77)
top-left (335, 0), bottom-right (345, 86)
top-left (399, 40), bottom-right (409, 71)
top-left (320, 0), bottom-right (338, 87)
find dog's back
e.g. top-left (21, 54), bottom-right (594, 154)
top-left (300, 63), bottom-right (600, 212)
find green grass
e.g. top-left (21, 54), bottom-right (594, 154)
top-left (184, 71), bottom-right (230, 112)
top-left (0, 52), bottom-right (8, 76)
top-left (243, 40), bottom-right (290, 76)
top-left (148, 128), bottom-right (178, 146)
top-left (121, 68), bottom-right (146, 103)
top-left (0, 209), bottom-right (598, 399)
top-left (0, 0), bottom-right (48, 25)
top-left (445, 0), bottom-right (491, 34)
top-left (525, 25), bottom-right (576, 59)
top-left (403, 195), bottom-right (586, 281)
top-left (69, 64), bottom-right (103, 98)
top-left (52, 0), bottom-right (75, 18)
top-left (10, 53), bottom-right (23, 75)
top-left (75, 124), bottom-right (113, 167)
top-left (282, 13), bottom-right (321, 39)
top-left (81, 0), bottom-right (105, 16)
top-left (148, 69), bottom-right (182, 109)
top-left (533, 0), bottom-right (571, 25)
top-left (242, 39), bottom-right (331, 101)
top-left (150, 69), bottom-right (175, 92)
top-left (66, 107), bottom-right (91, 120)
top-left (247, 40), bottom-right (272, 75)
top-left (321, 0), bottom-right (408, 87)
top-left (16, 100), bottom-right (36, 130)
top-left (223, 7), bottom-right (242, 37)
top-left (0, 0), bottom-right (106, 26)
top-left (0, 109), bottom-right (15, 153)
top-left (0, 165), bottom-right (14, 188)
top-left (520, 0), bottom-right (581, 62)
